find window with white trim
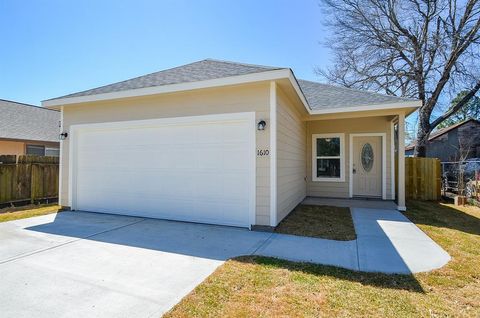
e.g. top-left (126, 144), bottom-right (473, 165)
top-left (312, 133), bottom-right (345, 182)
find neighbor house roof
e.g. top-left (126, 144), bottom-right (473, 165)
top-left (44, 59), bottom-right (418, 112)
top-left (405, 119), bottom-right (480, 150)
top-left (0, 99), bottom-right (60, 143)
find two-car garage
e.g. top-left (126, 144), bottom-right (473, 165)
top-left (68, 112), bottom-right (256, 228)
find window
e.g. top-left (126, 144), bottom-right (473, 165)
top-left (312, 133), bottom-right (345, 182)
top-left (45, 148), bottom-right (60, 157)
top-left (26, 145), bottom-right (45, 156)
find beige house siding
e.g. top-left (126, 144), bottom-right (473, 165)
top-left (307, 117), bottom-right (393, 199)
top-left (61, 82), bottom-right (272, 226)
top-left (276, 88), bottom-right (307, 223)
top-left (0, 140), bottom-right (59, 157)
top-left (0, 140), bottom-right (25, 156)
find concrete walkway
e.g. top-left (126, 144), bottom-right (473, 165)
top-left (0, 207), bottom-right (451, 317)
top-left (351, 208), bottom-right (451, 273)
top-left (352, 208), bottom-right (450, 274)
top-left (255, 207), bottom-right (451, 274)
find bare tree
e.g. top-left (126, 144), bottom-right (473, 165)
top-left (318, 0), bottom-right (480, 157)
top-left (453, 132), bottom-right (476, 196)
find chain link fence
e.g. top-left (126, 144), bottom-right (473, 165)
top-left (441, 159), bottom-right (480, 203)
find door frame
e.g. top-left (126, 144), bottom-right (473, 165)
top-left (349, 133), bottom-right (387, 200)
top-left (68, 112), bottom-right (257, 228)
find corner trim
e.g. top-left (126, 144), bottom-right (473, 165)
top-left (58, 106), bottom-right (64, 205)
top-left (269, 81), bottom-right (278, 227)
top-left (390, 120), bottom-right (396, 200)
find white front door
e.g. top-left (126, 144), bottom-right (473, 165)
top-left (352, 136), bottom-right (382, 197)
top-left (70, 113), bottom-right (255, 228)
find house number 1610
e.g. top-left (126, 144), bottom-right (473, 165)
top-left (257, 149), bottom-right (270, 156)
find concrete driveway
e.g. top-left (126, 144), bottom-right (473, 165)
top-left (0, 208), bottom-right (450, 317)
top-left (0, 212), bottom-right (271, 318)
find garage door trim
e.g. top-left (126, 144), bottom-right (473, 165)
top-left (68, 112), bottom-right (257, 228)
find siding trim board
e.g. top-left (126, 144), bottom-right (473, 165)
top-left (390, 120), bottom-right (396, 200)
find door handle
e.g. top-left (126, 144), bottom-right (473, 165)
top-left (353, 168), bottom-right (356, 174)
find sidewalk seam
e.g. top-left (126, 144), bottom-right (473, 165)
top-left (251, 232), bottom-right (275, 255)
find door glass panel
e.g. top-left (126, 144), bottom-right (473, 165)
top-left (361, 143), bottom-right (374, 172)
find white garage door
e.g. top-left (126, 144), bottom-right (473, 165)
top-left (70, 113), bottom-right (255, 228)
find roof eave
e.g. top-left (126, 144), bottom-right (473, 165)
top-left (308, 100), bottom-right (421, 115)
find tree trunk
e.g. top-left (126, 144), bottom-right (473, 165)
top-left (414, 111), bottom-right (431, 157)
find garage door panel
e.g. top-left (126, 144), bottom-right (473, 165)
top-left (72, 115), bottom-right (254, 227)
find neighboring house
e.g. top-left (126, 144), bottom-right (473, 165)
top-left (0, 99), bottom-right (60, 157)
top-left (43, 59), bottom-right (420, 229)
top-left (406, 119), bottom-right (480, 161)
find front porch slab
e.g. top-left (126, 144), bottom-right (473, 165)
top-left (302, 197), bottom-right (398, 210)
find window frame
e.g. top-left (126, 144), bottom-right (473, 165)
top-left (26, 144), bottom-right (46, 156)
top-left (312, 133), bottom-right (345, 182)
top-left (45, 148), bottom-right (60, 157)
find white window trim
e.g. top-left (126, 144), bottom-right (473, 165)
top-left (312, 133), bottom-right (345, 182)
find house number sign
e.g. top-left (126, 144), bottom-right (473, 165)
top-left (257, 149), bottom-right (270, 156)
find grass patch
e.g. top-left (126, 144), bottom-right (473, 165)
top-left (166, 201), bottom-right (480, 317)
top-left (0, 204), bottom-right (62, 222)
top-left (274, 205), bottom-right (356, 240)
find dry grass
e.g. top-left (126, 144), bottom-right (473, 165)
top-left (274, 205), bottom-right (356, 240)
top-left (165, 201), bottom-right (480, 318)
top-left (0, 204), bottom-right (62, 222)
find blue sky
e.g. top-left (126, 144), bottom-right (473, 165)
top-left (0, 0), bottom-right (329, 105)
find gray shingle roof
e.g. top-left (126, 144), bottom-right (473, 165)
top-left (51, 59), bottom-right (282, 100)
top-left (0, 99), bottom-right (60, 142)
top-left (297, 79), bottom-right (414, 110)
top-left (48, 59), bottom-right (414, 110)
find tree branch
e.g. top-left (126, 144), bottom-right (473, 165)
top-left (430, 80), bottom-right (480, 128)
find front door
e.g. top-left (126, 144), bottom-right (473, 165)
top-left (352, 136), bottom-right (382, 197)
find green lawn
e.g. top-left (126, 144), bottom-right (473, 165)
top-left (0, 204), bottom-right (62, 222)
top-left (165, 201), bottom-right (480, 317)
top-left (274, 204), bottom-right (356, 240)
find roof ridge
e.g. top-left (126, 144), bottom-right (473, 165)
top-left (0, 98), bottom-right (59, 112)
top-left (204, 58), bottom-right (284, 70)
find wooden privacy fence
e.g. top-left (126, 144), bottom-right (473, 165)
top-left (0, 155), bottom-right (59, 205)
top-left (405, 157), bottom-right (441, 200)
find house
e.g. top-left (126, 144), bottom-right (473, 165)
top-left (42, 59), bottom-right (420, 229)
top-left (0, 99), bottom-right (60, 157)
top-left (406, 119), bottom-right (480, 161)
